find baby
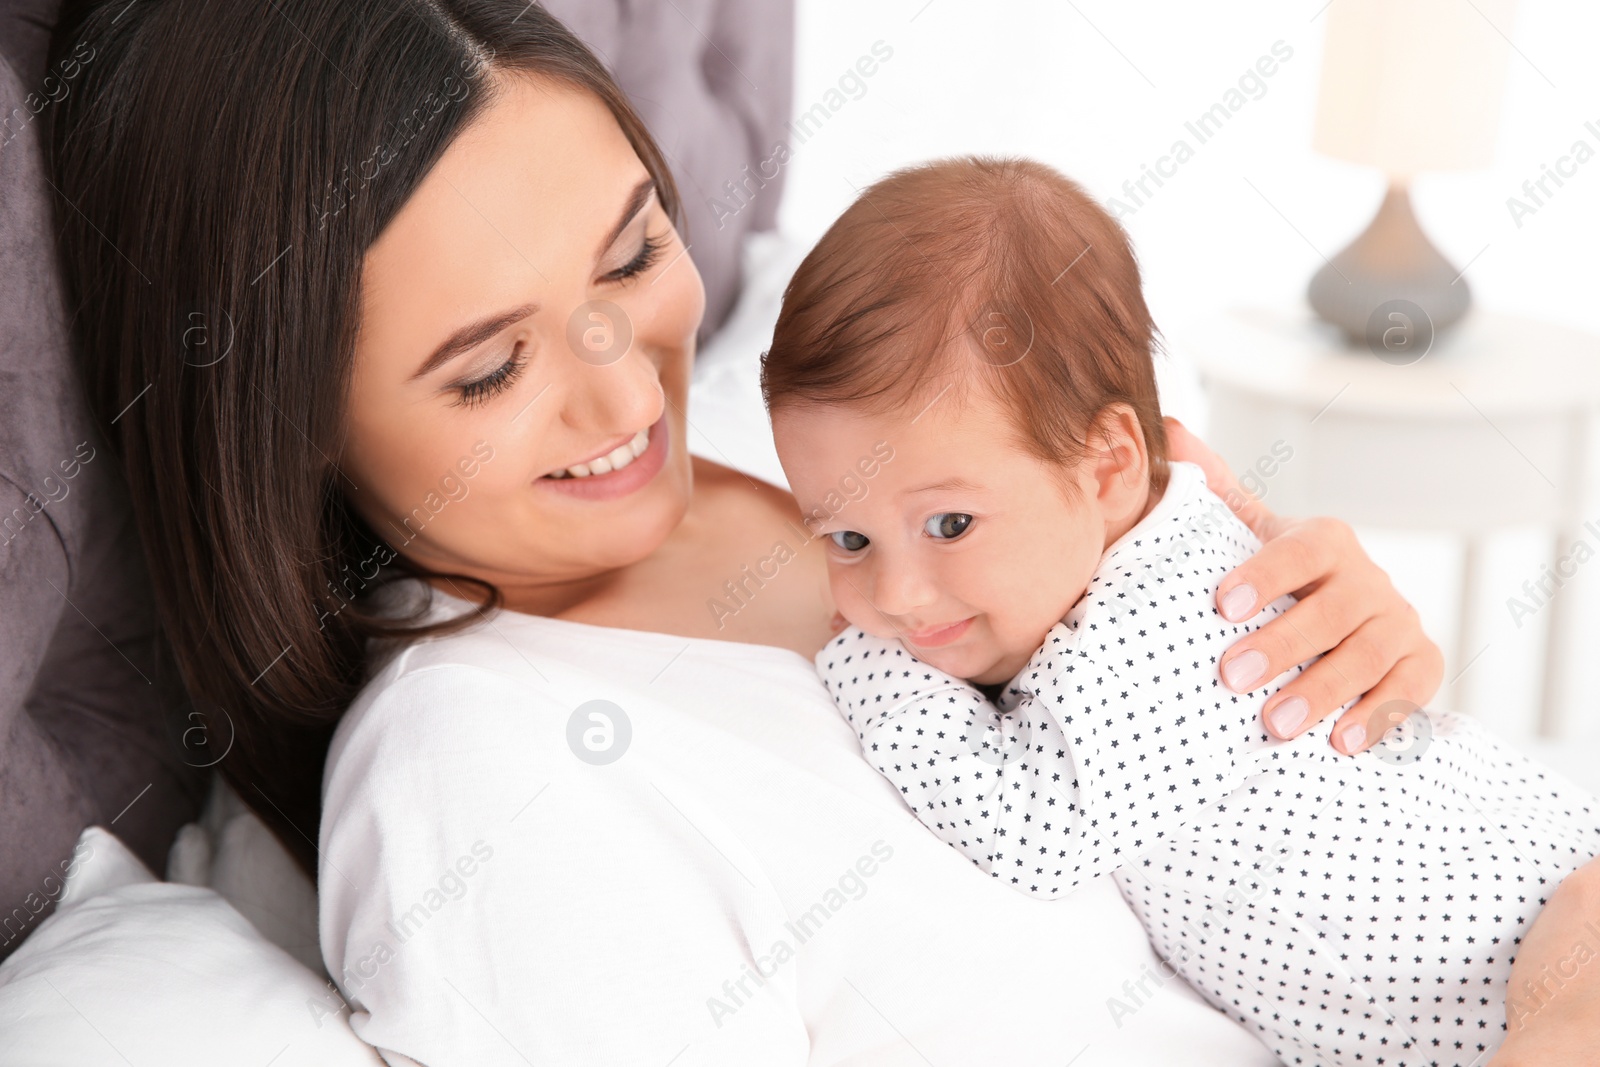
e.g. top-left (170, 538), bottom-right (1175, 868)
top-left (761, 156), bottom-right (1600, 1066)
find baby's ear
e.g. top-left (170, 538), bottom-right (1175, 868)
top-left (1088, 403), bottom-right (1151, 512)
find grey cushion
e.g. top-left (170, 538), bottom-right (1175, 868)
top-left (0, 10), bottom-right (208, 960)
top-left (0, 0), bottom-right (51, 87)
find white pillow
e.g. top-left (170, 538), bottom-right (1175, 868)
top-left (167, 775), bottom-right (322, 973)
top-left (0, 826), bottom-right (381, 1066)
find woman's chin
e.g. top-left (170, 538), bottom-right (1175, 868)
top-left (584, 479), bottom-right (691, 567)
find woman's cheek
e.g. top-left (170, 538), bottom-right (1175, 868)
top-left (639, 253), bottom-right (704, 437)
top-left (413, 440), bottom-right (518, 537)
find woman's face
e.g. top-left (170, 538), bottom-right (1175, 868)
top-left (342, 74), bottom-right (704, 603)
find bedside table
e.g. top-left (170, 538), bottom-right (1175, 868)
top-left (1172, 307), bottom-right (1600, 736)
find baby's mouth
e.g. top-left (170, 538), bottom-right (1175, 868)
top-left (903, 617), bottom-right (974, 648)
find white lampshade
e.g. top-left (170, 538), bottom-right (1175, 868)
top-left (1313, 0), bottom-right (1517, 177)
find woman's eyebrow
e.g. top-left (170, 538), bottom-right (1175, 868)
top-left (597, 176), bottom-right (657, 259)
top-left (412, 302), bottom-right (538, 381)
top-left (409, 179), bottom-right (654, 382)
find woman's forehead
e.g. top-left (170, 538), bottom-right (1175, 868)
top-left (355, 76), bottom-right (651, 356)
top-left (362, 76), bottom-right (647, 303)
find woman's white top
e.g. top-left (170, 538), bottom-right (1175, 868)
top-left (318, 579), bottom-right (1278, 1066)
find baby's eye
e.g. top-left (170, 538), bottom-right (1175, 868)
top-left (924, 513), bottom-right (973, 540)
top-left (829, 530), bottom-right (870, 552)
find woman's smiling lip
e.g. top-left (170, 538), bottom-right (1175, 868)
top-left (537, 414), bottom-right (668, 501)
top-left (904, 616), bottom-right (974, 648)
top-left (554, 431), bottom-right (642, 473)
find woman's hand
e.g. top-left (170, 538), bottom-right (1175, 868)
top-left (1165, 418), bottom-right (1445, 754)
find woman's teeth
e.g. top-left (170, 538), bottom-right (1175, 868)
top-left (549, 428), bottom-right (650, 479)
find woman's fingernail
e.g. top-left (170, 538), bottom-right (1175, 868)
top-left (1223, 649), bottom-right (1267, 691)
top-left (1220, 584), bottom-right (1258, 622)
top-left (1266, 697), bottom-right (1308, 738)
top-left (1338, 722), bottom-right (1367, 753)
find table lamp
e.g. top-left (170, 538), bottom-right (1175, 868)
top-left (1308, 0), bottom-right (1516, 347)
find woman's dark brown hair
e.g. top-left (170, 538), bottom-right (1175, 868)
top-left (762, 155), bottom-right (1168, 495)
top-left (46, 0), bottom-right (681, 879)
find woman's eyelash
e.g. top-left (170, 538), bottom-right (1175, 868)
top-left (607, 232), bottom-right (665, 281)
top-left (449, 233), bottom-right (663, 407)
top-left (453, 344), bottom-right (527, 408)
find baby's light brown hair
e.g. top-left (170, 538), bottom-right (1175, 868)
top-left (761, 155), bottom-right (1168, 496)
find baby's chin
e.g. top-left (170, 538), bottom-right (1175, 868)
top-left (910, 641), bottom-right (1022, 687)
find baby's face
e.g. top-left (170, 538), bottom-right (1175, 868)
top-left (772, 383), bottom-right (1116, 686)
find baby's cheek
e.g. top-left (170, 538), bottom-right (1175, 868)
top-left (988, 548), bottom-right (1095, 674)
top-left (992, 624), bottom-right (1046, 676)
top-left (828, 569), bottom-right (887, 638)
top-left (979, 633), bottom-right (1030, 684)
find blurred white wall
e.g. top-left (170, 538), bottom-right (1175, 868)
top-left (776, 0), bottom-right (1600, 748)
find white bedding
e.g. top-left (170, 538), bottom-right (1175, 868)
top-left (0, 826), bottom-right (379, 1066)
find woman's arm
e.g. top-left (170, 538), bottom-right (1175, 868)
top-left (1165, 418), bottom-right (1445, 755)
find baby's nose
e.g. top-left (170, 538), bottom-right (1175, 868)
top-left (868, 558), bottom-right (939, 618)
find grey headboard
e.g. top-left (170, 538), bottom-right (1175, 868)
top-left (543, 0), bottom-right (794, 339)
top-left (0, 0), bottom-right (207, 959)
top-left (0, 0), bottom-right (793, 958)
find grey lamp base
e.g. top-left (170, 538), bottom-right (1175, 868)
top-left (1307, 182), bottom-right (1471, 351)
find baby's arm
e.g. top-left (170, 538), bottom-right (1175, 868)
top-left (817, 616), bottom-right (1265, 897)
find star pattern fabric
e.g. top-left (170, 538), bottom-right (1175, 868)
top-left (817, 461), bottom-right (1600, 1066)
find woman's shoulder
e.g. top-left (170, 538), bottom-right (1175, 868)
top-left (564, 458), bottom-right (834, 653)
top-left (689, 454), bottom-right (803, 528)
top-left (357, 576), bottom-right (656, 690)
top-left (327, 597), bottom-right (575, 786)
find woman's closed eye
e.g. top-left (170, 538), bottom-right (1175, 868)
top-left (449, 230), bottom-right (665, 408)
top-left (605, 231), bottom-right (665, 282)
top-left (453, 343), bottom-right (528, 408)
top-left (924, 513), bottom-right (973, 540)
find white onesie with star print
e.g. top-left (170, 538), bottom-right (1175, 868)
top-left (817, 459), bottom-right (1600, 1067)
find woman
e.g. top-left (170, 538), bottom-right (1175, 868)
top-left (47, 0), bottom-right (1580, 1062)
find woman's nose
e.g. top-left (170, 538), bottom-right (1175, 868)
top-left (558, 303), bottom-right (663, 433)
